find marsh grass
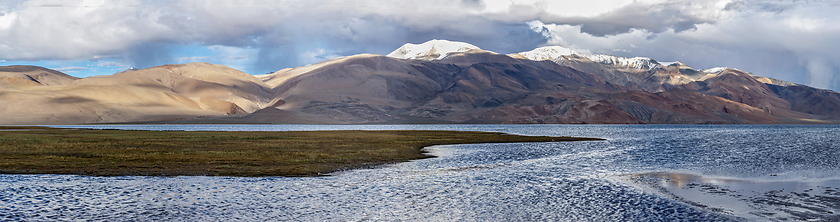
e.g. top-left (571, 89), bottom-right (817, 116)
top-left (0, 126), bottom-right (602, 177)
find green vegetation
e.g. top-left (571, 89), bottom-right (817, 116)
top-left (0, 126), bottom-right (602, 177)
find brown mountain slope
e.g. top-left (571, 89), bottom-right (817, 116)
top-left (240, 51), bottom-right (786, 124)
top-left (3, 42), bottom-right (840, 124)
top-left (399, 52), bottom-right (629, 123)
top-left (682, 68), bottom-right (806, 118)
top-left (0, 85), bottom-right (233, 124)
top-left (767, 84), bottom-right (840, 120)
top-left (0, 63), bottom-right (271, 124)
top-left (250, 51), bottom-right (635, 124)
top-left (72, 62), bottom-right (272, 113)
top-left (551, 54), bottom-right (836, 122)
top-left (0, 65), bottom-right (79, 86)
top-left (257, 54), bottom-right (464, 123)
top-left (553, 55), bottom-right (705, 92)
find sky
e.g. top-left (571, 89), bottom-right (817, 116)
top-left (1, 0), bottom-right (839, 91)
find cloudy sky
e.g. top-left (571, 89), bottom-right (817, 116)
top-left (1, 0), bottom-right (839, 90)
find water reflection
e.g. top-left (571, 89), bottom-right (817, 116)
top-left (637, 172), bottom-right (840, 221)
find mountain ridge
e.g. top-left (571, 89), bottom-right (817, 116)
top-left (1, 40), bottom-right (838, 124)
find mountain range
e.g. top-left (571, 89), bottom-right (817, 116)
top-left (2, 39), bottom-right (839, 124)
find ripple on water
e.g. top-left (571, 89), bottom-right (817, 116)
top-left (2, 125), bottom-right (839, 221)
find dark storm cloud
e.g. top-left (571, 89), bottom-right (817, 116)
top-left (0, 0), bottom-right (552, 74)
top-left (460, 0), bottom-right (486, 9)
top-left (246, 14), bottom-right (547, 74)
top-left (531, 0), bottom-right (840, 90)
top-left (126, 42), bottom-right (174, 69)
top-left (539, 1), bottom-right (719, 37)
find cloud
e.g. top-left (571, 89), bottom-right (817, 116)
top-left (0, 0), bottom-right (837, 91)
top-left (0, 0), bottom-right (530, 73)
top-left (93, 61), bottom-right (128, 68)
top-left (49, 66), bottom-right (88, 73)
top-left (176, 56), bottom-right (210, 63)
top-left (125, 42), bottom-right (175, 69)
top-left (51, 66), bottom-right (87, 72)
top-left (529, 1), bottom-right (840, 90)
top-left (532, 0), bottom-right (724, 36)
top-left (299, 48), bottom-right (340, 66)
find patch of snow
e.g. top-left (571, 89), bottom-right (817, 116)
top-left (579, 54), bottom-right (663, 71)
top-left (511, 45), bottom-right (669, 72)
top-left (702, 67), bottom-right (728, 73)
top-left (386, 39), bottom-right (481, 60)
top-left (660, 61), bottom-right (679, 66)
top-left (114, 68), bottom-right (138, 75)
top-left (515, 46), bottom-right (578, 61)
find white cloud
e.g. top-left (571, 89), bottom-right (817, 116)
top-left (0, 0), bottom-right (630, 62)
top-left (51, 66), bottom-right (88, 72)
top-left (203, 45), bottom-right (260, 72)
top-left (0, 11), bottom-right (17, 30)
top-left (93, 60), bottom-right (128, 68)
top-left (529, 0), bottom-right (840, 90)
top-left (176, 56), bottom-right (210, 63)
top-left (0, 0), bottom-right (837, 90)
top-left (207, 45), bottom-right (257, 60)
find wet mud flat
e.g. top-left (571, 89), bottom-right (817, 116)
top-left (631, 172), bottom-right (840, 221)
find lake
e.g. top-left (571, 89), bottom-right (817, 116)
top-left (2, 125), bottom-right (839, 221)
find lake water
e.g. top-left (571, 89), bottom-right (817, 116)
top-left (2, 125), bottom-right (840, 221)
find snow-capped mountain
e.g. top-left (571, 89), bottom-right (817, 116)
top-left (702, 67), bottom-right (728, 74)
top-left (4, 39), bottom-right (839, 125)
top-left (386, 39), bottom-right (481, 60)
top-left (660, 61), bottom-right (680, 67)
top-left (512, 46), bottom-right (577, 61)
top-left (572, 54), bottom-right (663, 71)
top-left (511, 46), bottom-right (662, 71)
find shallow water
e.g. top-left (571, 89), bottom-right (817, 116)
top-left (3, 125), bottom-right (839, 221)
top-left (638, 172), bottom-right (840, 220)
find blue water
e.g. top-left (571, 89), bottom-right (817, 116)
top-left (2, 125), bottom-right (839, 221)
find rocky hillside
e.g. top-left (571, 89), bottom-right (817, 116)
top-left (2, 40), bottom-right (839, 124)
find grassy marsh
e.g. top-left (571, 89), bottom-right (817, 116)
top-left (0, 126), bottom-right (602, 177)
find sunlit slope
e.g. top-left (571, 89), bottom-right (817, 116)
top-left (0, 63), bottom-right (272, 124)
top-left (0, 65), bottom-right (79, 86)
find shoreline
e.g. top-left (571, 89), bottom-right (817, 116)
top-left (0, 126), bottom-right (602, 177)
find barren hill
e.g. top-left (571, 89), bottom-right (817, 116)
top-left (0, 65), bottom-right (79, 86)
top-left (2, 40), bottom-right (839, 124)
top-left (0, 63), bottom-right (271, 124)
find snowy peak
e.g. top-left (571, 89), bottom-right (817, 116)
top-left (578, 54), bottom-right (663, 71)
top-left (513, 46), bottom-right (578, 61)
top-left (512, 45), bottom-right (662, 71)
top-left (660, 61), bottom-right (682, 67)
top-left (663, 61), bottom-right (697, 70)
top-left (702, 67), bottom-right (728, 74)
top-left (387, 39), bottom-right (481, 60)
